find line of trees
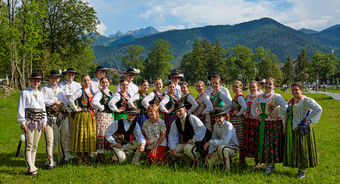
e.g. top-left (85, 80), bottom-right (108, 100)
top-left (0, 0), bottom-right (99, 89)
top-left (123, 38), bottom-right (340, 86)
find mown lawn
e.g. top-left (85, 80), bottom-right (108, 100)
top-left (0, 86), bottom-right (339, 183)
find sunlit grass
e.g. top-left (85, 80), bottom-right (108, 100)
top-left (0, 87), bottom-right (339, 183)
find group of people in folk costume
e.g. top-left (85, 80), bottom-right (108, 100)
top-left (18, 66), bottom-right (322, 179)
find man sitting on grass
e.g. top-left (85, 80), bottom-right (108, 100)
top-left (168, 102), bottom-right (209, 167)
top-left (105, 107), bottom-right (146, 165)
top-left (204, 108), bottom-right (239, 172)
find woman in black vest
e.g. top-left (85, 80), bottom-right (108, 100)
top-left (91, 77), bottom-right (114, 162)
top-left (109, 80), bottom-right (130, 120)
top-left (159, 82), bottom-right (178, 136)
top-left (179, 82), bottom-right (198, 115)
top-left (128, 79), bottom-right (149, 128)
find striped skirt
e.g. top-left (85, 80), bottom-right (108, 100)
top-left (257, 120), bottom-right (284, 164)
top-left (283, 125), bottom-right (318, 168)
top-left (243, 118), bottom-right (259, 158)
top-left (72, 112), bottom-right (97, 153)
top-left (230, 116), bottom-right (245, 150)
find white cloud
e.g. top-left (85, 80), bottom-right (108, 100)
top-left (96, 22), bottom-right (107, 35)
top-left (138, 0), bottom-right (340, 31)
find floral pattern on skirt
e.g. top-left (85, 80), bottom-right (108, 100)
top-left (136, 113), bottom-right (148, 128)
top-left (257, 120), bottom-right (284, 164)
top-left (72, 112), bottom-right (96, 153)
top-left (165, 113), bottom-right (177, 136)
top-left (96, 112), bottom-right (114, 153)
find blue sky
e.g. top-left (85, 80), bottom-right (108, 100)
top-left (85, 0), bottom-right (340, 36)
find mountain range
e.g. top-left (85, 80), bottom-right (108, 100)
top-left (92, 18), bottom-right (340, 68)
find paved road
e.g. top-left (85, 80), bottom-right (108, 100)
top-left (307, 90), bottom-right (340, 101)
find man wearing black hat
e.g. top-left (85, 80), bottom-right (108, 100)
top-left (205, 74), bottom-right (232, 100)
top-left (42, 70), bottom-right (67, 169)
top-left (91, 65), bottom-right (108, 94)
top-left (168, 102), bottom-right (209, 166)
top-left (17, 72), bottom-right (47, 175)
top-left (105, 107), bottom-right (146, 165)
top-left (204, 108), bottom-right (239, 172)
top-left (116, 68), bottom-right (139, 97)
top-left (164, 69), bottom-right (184, 99)
top-left (59, 68), bottom-right (81, 162)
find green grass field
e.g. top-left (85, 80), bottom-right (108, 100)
top-left (0, 86), bottom-right (339, 183)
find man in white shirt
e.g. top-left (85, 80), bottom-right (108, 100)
top-left (168, 102), bottom-right (208, 167)
top-left (58, 68), bottom-right (81, 162)
top-left (205, 74), bottom-right (232, 100)
top-left (17, 72), bottom-right (47, 175)
top-left (164, 69), bottom-right (184, 99)
top-left (116, 68), bottom-right (139, 97)
top-left (204, 108), bottom-right (239, 172)
top-left (105, 107), bottom-right (146, 165)
top-left (42, 70), bottom-right (66, 169)
top-left (91, 65), bottom-right (108, 94)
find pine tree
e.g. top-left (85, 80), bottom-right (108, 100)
top-left (143, 40), bottom-right (174, 82)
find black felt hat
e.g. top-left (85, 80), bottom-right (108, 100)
top-left (48, 70), bottom-right (62, 78)
top-left (96, 65), bottom-right (108, 72)
top-left (212, 108), bottom-right (227, 117)
top-left (174, 102), bottom-right (186, 110)
top-left (126, 107), bottom-right (138, 114)
top-left (168, 69), bottom-right (184, 80)
top-left (207, 73), bottom-right (222, 81)
top-left (27, 72), bottom-right (43, 80)
top-left (255, 76), bottom-right (265, 84)
top-left (63, 68), bottom-right (78, 74)
top-left (125, 68), bottom-right (140, 74)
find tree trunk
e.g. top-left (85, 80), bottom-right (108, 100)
top-left (0, 0), bottom-right (3, 24)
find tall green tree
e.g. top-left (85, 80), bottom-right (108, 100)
top-left (180, 38), bottom-right (207, 83)
top-left (295, 48), bottom-right (309, 82)
top-left (309, 51), bottom-right (337, 83)
top-left (121, 45), bottom-right (144, 82)
top-left (230, 45), bottom-right (256, 83)
top-left (282, 54), bottom-right (294, 84)
top-left (143, 40), bottom-right (174, 81)
top-left (255, 47), bottom-right (282, 83)
top-left (0, 0), bottom-right (99, 89)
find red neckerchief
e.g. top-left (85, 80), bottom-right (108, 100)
top-left (263, 91), bottom-right (273, 100)
top-left (288, 96), bottom-right (302, 105)
top-left (169, 93), bottom-right (177, 102)
top-left (233, 93), bottom-right (244, 101)
top-left (120, 91), bottom-right (129, 99)
top-left (212, 90), bottom-right (221, 98)
top-left (247, 92), bottom-right (259, 101)
top-left (138, 90), bottom-right (146, 98)
top-left (180, 93), bottom-right (189, 101)
top-left (154, 89), bottom-right (163, 100)
top-left (196, 92), bottom-right (205, 101)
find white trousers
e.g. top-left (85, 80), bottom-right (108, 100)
top-left (173, 143), bottom-right (198, 165)
top-left (24, 121), bottom-right (42, 173)
top-left (112, 141), bottom-right (142, 165)
top-left (61, 113), bottom-right (74, 160)
top-left (206, 145), bottom-right (238, 170)
top-left (44, 122), bottom-right (65, 166)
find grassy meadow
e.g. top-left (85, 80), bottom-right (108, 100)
top-left (0, 85), bottom-right (339, 183)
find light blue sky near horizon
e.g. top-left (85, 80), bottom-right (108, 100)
top-left (85, 0), bottom-right (340, 36)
